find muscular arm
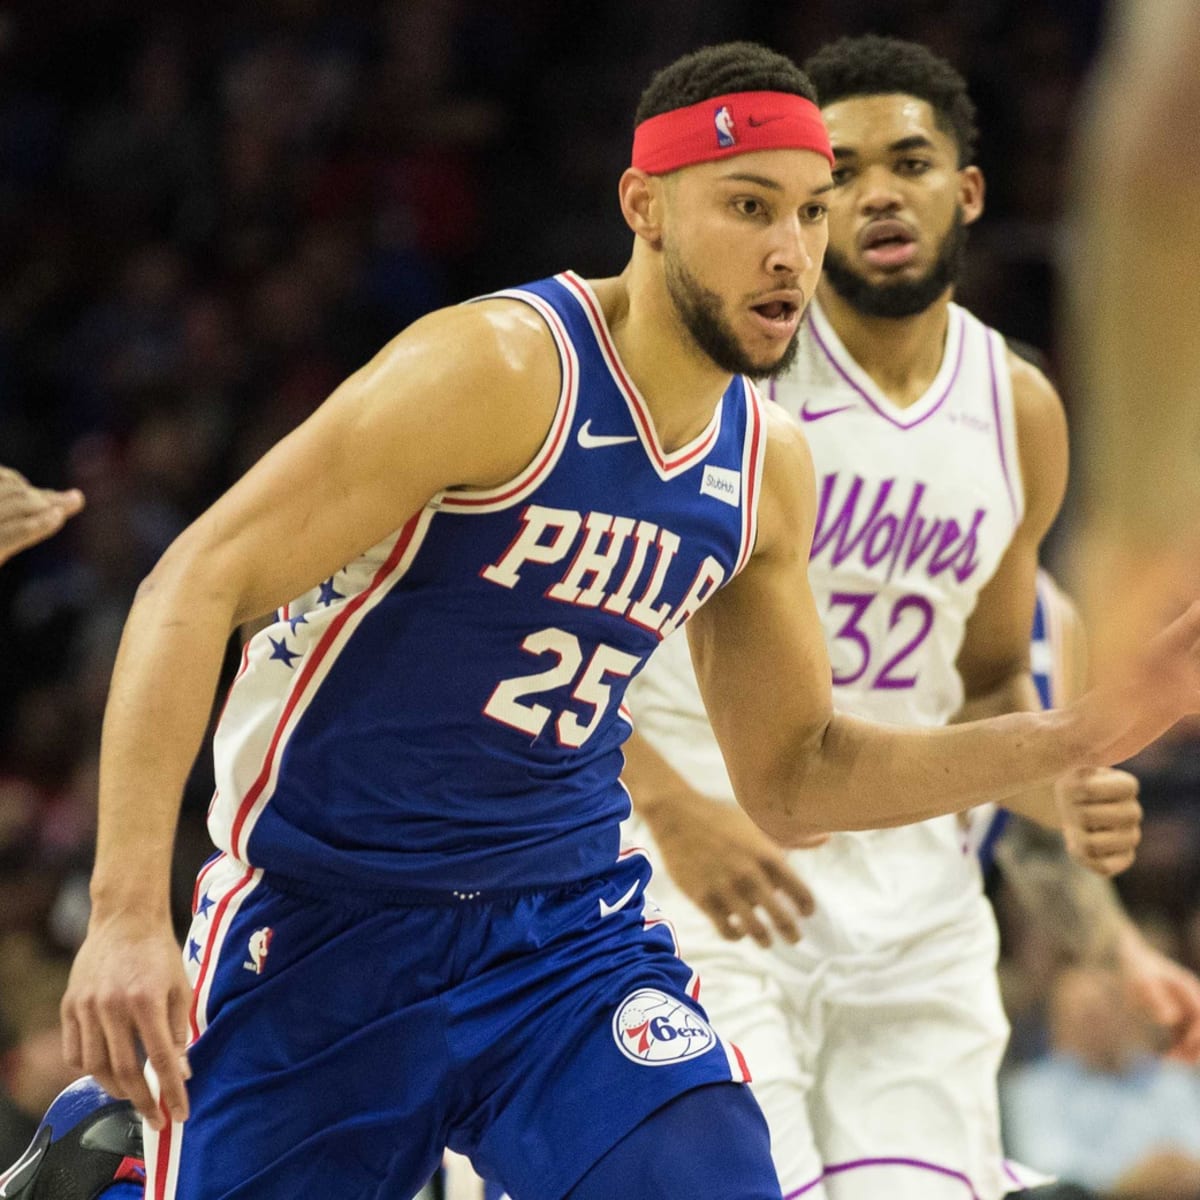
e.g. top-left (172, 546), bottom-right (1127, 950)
top-left (64, 298), bottom-right (561, 1122)
top-left (91, 300), bottom-right (559, 915)
top-left (686, 404), bottom-right (1200, 842)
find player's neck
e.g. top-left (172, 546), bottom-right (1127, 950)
top-left (595, 269), bottom-right (735, 452)
top-left (816, 284), bottom-right (953, 410)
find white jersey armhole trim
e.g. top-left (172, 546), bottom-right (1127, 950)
top-left (434, 287), bottom-right (580, 514)
top-left (733, 378), bottom-right (769, 577)
top-left (985, 326), bottom-right (1025, 531)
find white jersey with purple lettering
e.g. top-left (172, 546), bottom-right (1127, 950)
top-left (629, 296), bottom-right (1023, 942)
top-left (622, 296), bottom-right (1030, 1199)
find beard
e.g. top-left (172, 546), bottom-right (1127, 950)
top-left (822, 208), bottom-right (968, 319)
top-left (663, 244), bottom-right (802, 380)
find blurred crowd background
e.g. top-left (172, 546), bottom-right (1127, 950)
top-left (0, 1), bottom-right (1197, 1195)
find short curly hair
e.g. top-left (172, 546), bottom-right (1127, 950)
top-left (803, 35), bottom-right (977, 165)
top-left (635, 42), bottom-right (817, 127)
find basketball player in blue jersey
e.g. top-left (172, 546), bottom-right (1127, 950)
top-left (620, 38), bottom-right (1200, 1200)
top-left (35, 39), bottom-right (1200, 1200)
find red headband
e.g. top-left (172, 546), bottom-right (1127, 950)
top-left (632, 91), bottom-right (834, 174)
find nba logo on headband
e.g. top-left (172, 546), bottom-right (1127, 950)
top-left (632, 92), bottom-right (832, 174)
top-left (714, 104), bottom-right (735, 148)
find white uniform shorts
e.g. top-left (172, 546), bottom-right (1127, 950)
top-left (628, 820), bottom-right (1048, 1200)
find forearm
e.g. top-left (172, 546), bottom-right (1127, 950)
top-left (91, 552), bottom-right (240, 919)
top-left (735, 706), bottom-right (1082, 841)
top-left (957, 672), bottom-right (1061, 828)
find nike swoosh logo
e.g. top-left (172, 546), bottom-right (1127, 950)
top-left (599, 879), bottom-right (641, 918)
top-left (578, 419), bottom-right (638, 449)
top-left (800, 401), bottom-right (855, 422)
top-left (747, 114), bottom-right (785, 127)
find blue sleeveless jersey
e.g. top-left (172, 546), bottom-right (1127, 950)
top-left (208, 272), bottom-right (768, 895)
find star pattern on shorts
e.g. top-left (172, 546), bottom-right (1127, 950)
top-left (188, 939), bottom-right (202, 963)
top-left (287, 611), bottom-right (308, 635)
top-left (269, 636), bottom-right (301, 668)
top-left (317, 577), bottom-right (345, 607)
top-left (196, 892), bottom-right (215, 918)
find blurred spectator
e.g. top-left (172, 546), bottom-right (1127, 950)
top-left (0, 934), bottom-right (75, 1164)
top-left (1003, 966), bottom-right (1200, 1199)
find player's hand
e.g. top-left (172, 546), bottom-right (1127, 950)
top-left (1069, 600), bottom-right (1200, 765)
top-left (0, 466), bottom-right (84, 566)
top-left (1118, 927), bottom-right (1200, 1065)
top-left (61, 911), bottom-right (192, 1130)
top-left (647, 789), bottom-right (823, 947)
top-left (1055, 766), bottom-right (1142, 877)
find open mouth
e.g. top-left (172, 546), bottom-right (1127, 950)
top-left (751, 298), bottom-right (800, 322)
top-left (749, 295), bottom-right (803, 341)
top-left (861, 220), bottom-right (918, 268)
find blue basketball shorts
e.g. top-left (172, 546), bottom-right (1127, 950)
top-left (145, 850), bottom-right (761, 1199)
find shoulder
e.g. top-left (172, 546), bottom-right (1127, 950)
top-left (1005, 345), bottom-right (1068, 447)
top-left (752, 401), bottom-right (815, 562)
top-left (332, 294), bottom-right (564, 494)
top-left (375, 296), bottom-right (560, 403)
top-left (1003, 344), bottom-right (1068, 523)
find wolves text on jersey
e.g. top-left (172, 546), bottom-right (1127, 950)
top-left (811, 473), bottom-right (987, 585)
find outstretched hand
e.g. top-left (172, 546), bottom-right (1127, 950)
top-left (1071, 600), bottom-right (1200, 766)
top-left (0, 466), bottom-right (84, 566)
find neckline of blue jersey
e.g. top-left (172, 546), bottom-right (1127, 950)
top-left (558, 271), bottom-right (730, 483)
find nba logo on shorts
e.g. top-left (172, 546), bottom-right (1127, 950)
top-left (714, 105), bottom-right (735, 148)
top-left (612, 988), bottom-right (716, 1065)
top-left (243, 926), bottom-right (274, 974)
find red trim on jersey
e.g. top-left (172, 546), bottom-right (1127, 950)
top-left (438, 293), bottom-right (577, 510)
top-left (733, 381), bottom-right (767, 576)
top-left (228, 514), bottom-right (422, 859)
top-left (153, 1098), bottom-right (172, 1200)
top-left (731, 1040), bottom-right (752, 1082)
top-left (215, 642), bottom-right (252, 729)
top-left (560, 273), bottom-right (722, 477)
top-left (190, 852), bottom-right (224, 915)
top-left (187, 865), bottom-right (257, 1042)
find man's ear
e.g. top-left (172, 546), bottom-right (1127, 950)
top-left (619, 167), bottom-right (666, 249)
top-left (960, 165), bottom-right (985, 226)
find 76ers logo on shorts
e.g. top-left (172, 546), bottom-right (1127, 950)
top-left (612, 988), bottom-right (716, 1066)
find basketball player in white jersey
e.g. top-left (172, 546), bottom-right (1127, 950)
top-left (0, 465), bottom-right (84, 567)
top-left (622, 37), bottom-right (1200, 1200)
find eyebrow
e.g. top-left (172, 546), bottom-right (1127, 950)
top-left (720, 171), bottom-right (836, 196)
top-left (832, 134), bottom-right (938, 160)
